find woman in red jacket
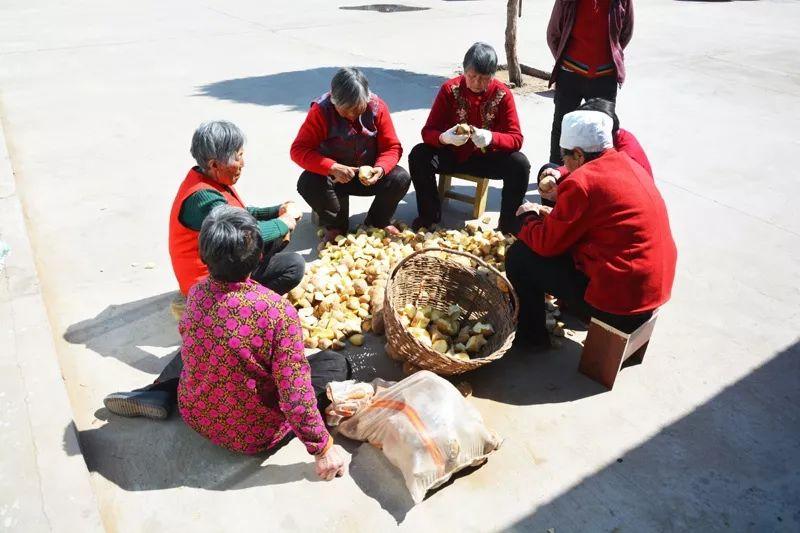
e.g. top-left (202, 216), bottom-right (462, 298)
top-left (538, 97), bottom-right (651, 204)
top-left (408, 42), bottom-right (530, 234)
top-left (506, 110), bottom-right (676, 346)
top-left (291, 68), bottom-right (411, 244)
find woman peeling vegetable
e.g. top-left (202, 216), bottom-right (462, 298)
top-left (292, 67), bottom-right (411, 245)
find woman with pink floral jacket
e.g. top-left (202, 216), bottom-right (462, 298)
top-left (178, 205), bottom-right (350, 480)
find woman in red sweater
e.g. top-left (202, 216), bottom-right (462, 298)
top-left (538, 97), bottom-right (651, 204)
top-left (408, 42), bottom-right (530, 234)
top-left (507, 110), bottom-right (676, 346)
top-left (291, 68), bottom-right (411, 244)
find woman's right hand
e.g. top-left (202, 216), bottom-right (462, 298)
top-left (538, 168), bottom-right (560, 201)
top-left (279, 212), bottom-right (298, 231)
top-left (315, 444), bottom-right (351, 481)
top-left (330, 163), bottom-right (356, 184)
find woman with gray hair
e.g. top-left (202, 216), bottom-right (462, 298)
top-left (409, 42), bottom-right (530, 234)
top-left (131, 206), bottom-right (351, 477)
top-left (170, 120), bottom-right (305, 297)
top-left (291, 67), bottom-right (411, 244)
top-left (103, 120), bottom-right (307, 420)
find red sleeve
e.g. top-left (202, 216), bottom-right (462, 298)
top-left (490, 89), bottom-right (524, 152)
top-left (290, 104), bottom-right (336, 176)
top-left (421, 84), bottom-right (452, 147)
top-left (615, 129), bottom-right (652, 177)
top-left (620, 0), bottom-right (634, 49)
top-left (373, 99), bottom-right (402, 174)
top-left (546, 0), bottom-right (563, 58)
top-left (517, 177), bottom-right (591, 256)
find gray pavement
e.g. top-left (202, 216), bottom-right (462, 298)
top-left (1, 0), bottom-right (798, 531)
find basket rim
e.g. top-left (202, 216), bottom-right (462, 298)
top-left (382, 247), bottom-right (519, 374)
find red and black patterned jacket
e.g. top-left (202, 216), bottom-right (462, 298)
top-left (421, 75), bottom-right (523, 163)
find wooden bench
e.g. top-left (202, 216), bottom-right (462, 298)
top-left (438, 173), bottom-right (491, 219)
top-left (578, 312), bottom-right (658, 389)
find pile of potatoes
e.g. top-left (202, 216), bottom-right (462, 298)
top-left (397, 303), bottom-right (495, 361)
top-left (288, 223), bottom-right (514, 350)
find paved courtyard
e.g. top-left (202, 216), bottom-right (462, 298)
top-left (1, 0), bottom-right (798, 531)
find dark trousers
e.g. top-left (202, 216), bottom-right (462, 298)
top-left (147, 350), bottom-right (351, 413)
top-left (408, 143), bottom-right (530, 234)
top-left (250, 238), bottom-right (306, 296)
top-left (505, 240), bottom-right (652, 341)
top-left (550, 69), bottom-right (618, 163)
top-left (296, 166), bottom-right (411, 231)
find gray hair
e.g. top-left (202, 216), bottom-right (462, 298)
top-left (199, 205), bottom-right (263, 283)
top-left (463, 42), bottom-right (498, 75)
top-left (330, 67), bottom-right (370, 108)
top-left (190, 120), bottom-right (246, 172)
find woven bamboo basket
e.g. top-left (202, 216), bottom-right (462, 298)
top-left (383, 247), bottom-right (518, 375)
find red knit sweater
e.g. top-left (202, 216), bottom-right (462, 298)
top-left (421, 76), bottom-right (523, 163)
top-left (520, 149), bottom-right (676, 315)
top-left (290, 95), bottom-right (402, 176)
top-left (562, 0), bottom-right (615, 78)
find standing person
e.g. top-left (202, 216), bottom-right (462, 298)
top-left (506, 110), bottom-right (676, 347)
top-left (292, 67), bottom-right (411, 244)
top-left (546, 0), bottom-right (634, 163)
top-left (409, 42), bottom-right (529, 234)
top-left (103, 121), bottom-right (306, 419)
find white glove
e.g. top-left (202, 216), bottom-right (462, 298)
top-left (471, 127), bottom-right (493, 148)
top-left (439, 125), bottom-right (470, 146)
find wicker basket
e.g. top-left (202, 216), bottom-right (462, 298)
top-left (383, 247), bottom-right (519, 375)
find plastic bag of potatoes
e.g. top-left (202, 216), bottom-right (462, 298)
top-left (336, 370), bottom-right (502, 504)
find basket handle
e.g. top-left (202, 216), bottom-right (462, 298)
top-left (387, 246), bottom-right (519, 323)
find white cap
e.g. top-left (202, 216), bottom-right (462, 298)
top-left (559, 110), bottom-right (614, 153)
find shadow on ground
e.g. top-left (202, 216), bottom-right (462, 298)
top-left (506, 339), bottom-right (800, 532)
top-left (63, 292), bottom-right (181, 374)
top-left (196, 67), bottom-right (448, 113)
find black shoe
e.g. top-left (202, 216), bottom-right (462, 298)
top-left (412, 217), bottom-right (438, 232)
top-left (103, 390), bottom-right (173, 420)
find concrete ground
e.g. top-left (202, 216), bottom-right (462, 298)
top-left (1, 0), bottom-right (798, 531)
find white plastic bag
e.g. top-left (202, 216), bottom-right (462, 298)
top-left (336, 371), bottom-right (502, 503)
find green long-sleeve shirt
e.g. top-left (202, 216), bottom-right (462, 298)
top-left (177, 189), bottom-right (289, 242)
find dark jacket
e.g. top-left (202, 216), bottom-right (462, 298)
top-left (546, 0), bottom-right (634, 86)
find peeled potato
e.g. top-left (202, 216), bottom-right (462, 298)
top-left (472, 322), bottom-right (495, 337)
top-left (539, 175), bottom-right (557, 193)
top-left (455, 123), bottom-right (471, 135)
top-left (465, 334), bottom-right (488, 354)
top-left (349, 334), bottom-right (365, 346)
top-left (358, 165), bottom-right (373, 185)
top-left (432, 339), bottom-right (449, 353)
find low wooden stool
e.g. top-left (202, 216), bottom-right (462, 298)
top-left (578, 312), bottom-right (658, 389)
top-left (438, 173), bottom-right (491, 219)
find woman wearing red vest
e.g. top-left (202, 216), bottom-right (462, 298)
top-left (104, 121), bottom-right (307, 419)
top-left (169, 120), bottom-right (305, 297)
top-left (507, 110), bottom-right (676, 347)
top-left (409, 42), bottom-right (530, 234)
top-left (291, 68), bottom-right (411, 244)
top-left (546, 0), bottom-right (634, 164)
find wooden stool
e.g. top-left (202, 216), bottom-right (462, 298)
top-left (578, 312), bottom-right (658, 389)
top-left (438, 173), bottom-right (491, 219)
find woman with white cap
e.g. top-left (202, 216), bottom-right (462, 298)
top-left (505, 109), bottom-right (677, 347)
